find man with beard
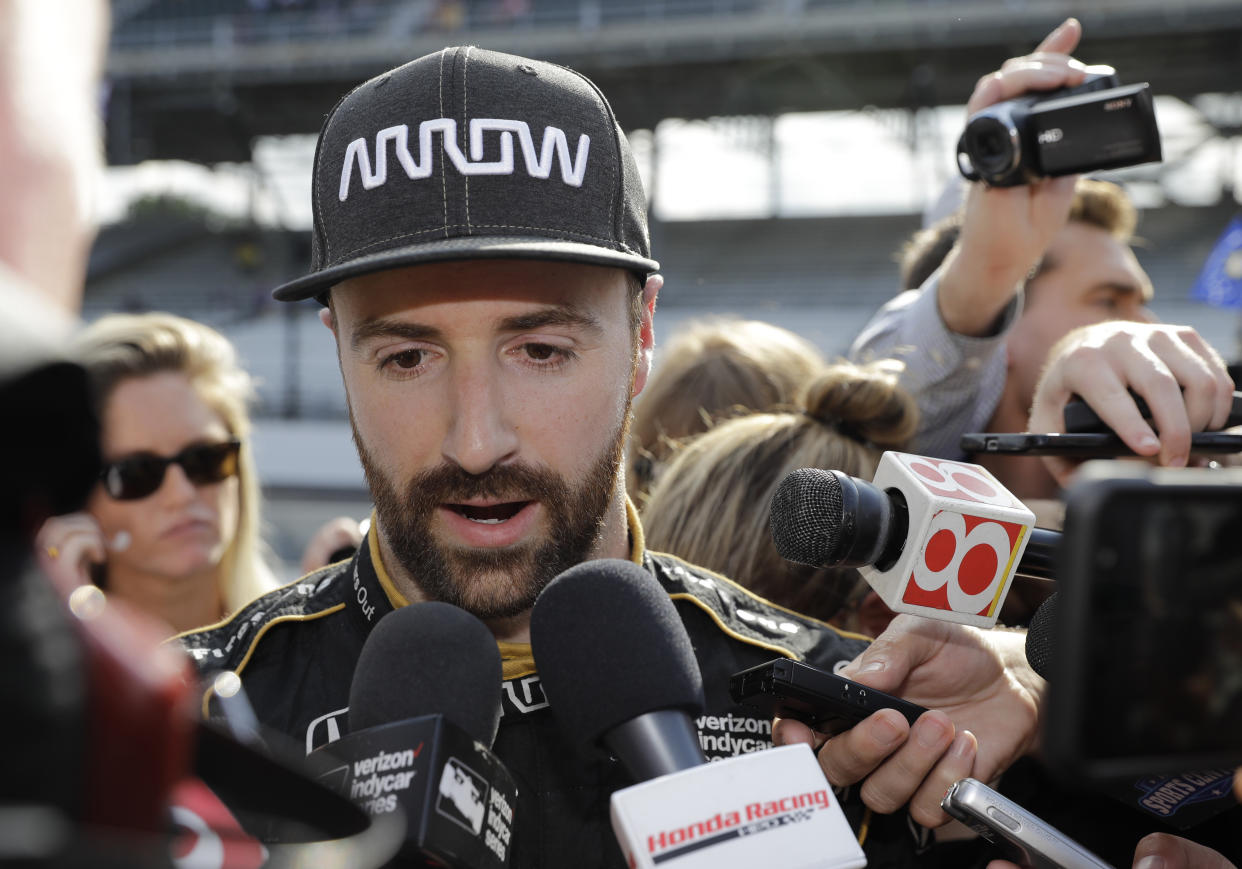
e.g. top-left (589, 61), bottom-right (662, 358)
top-left (177, 46), bottom-right (1047, 868)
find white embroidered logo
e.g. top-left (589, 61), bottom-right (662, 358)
top-left (338, 118), bottom-right (591, 201)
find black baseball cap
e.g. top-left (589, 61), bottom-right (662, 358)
top-left (273, 46), bottom-right (659, 302)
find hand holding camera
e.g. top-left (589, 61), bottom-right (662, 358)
top-left (937, 19), bottom-right (1093, 339)
top-left (938, 18), bottom-right (1165, 343)
top-left (957, 68), bottom-right (1160, 188)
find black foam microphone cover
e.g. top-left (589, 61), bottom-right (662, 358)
top-left (529, 559), bottom-right (705, 756)
top-left (770, 468), bottom-right (847, 567)
top-left (771, 467), bottom-right (904, 570)
top-left (1025, 593), bottom-right (1058, 681)
top-left (348, 601), bottom-right (503, 746)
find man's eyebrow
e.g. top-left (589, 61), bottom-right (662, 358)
top-left (497, 306), bottom-right (602, 335)
top-left (349, 318), bottom-right (443, 353)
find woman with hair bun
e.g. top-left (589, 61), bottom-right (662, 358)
top-left (627, 317), bottom-right (826, 502)
top-left (641, 359), bottom-right (918, 635)
top-left (37, 313), bottom-right (280, 636)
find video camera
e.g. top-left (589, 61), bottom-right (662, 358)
top-left (1043, 463), bottom-right (1242, 784)
top-left (956, 70), bottom-right (1162, 187)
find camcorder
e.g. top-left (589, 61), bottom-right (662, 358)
top-left (956, 70), bottom-right (1162, 187)
top-left (1045, 464), bottom-right (1242, 785)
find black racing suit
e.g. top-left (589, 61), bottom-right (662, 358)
top-left (178, 522), bottom-right (931, 867)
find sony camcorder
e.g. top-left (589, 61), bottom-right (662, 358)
top-left (956, 71), bottom-right (1162, 187)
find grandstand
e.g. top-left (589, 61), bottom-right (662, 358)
top-left (93, 0), bottom-right (1242, 572)
top-left (86, 203), bottom-right (1242, 417)
top-left (106, 0), bottom-right (1242, 162)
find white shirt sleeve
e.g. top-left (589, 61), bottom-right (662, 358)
top-left (848, 267), bottom-right (1022, 459)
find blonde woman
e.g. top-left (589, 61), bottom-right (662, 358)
top-left (628, 317), bottom-right (826, 501)
top-left (38, 313), bottom-right (279, 635)
top-left (642, 359), bottom-right (917, 634)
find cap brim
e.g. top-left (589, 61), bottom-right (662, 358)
top-left (272, 236), bottom-right (660, 302)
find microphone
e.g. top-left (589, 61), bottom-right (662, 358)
top-left (529, 558), bottom-right (706, 778)
top-left (530, 559), bottom-right (865, 869)
top-left (310, 602), bottom-right (518, 868)
top-left (1024, 593), bottom-right (1058, 680)
top-left (771, 452), bottom-right (1041, 627)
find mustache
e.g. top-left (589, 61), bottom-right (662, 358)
top-left (406, 461), bottom-right (567, 508)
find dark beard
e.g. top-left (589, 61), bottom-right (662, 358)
top-left (355, 416), bottom-right (628, 621)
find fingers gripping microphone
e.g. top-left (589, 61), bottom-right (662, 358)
top-left (771, 452), bottom-right (1041, 628)
top-left (310, 602), bottom-right (517, 868)
top-left (531, 560), bottom-right (865, 869)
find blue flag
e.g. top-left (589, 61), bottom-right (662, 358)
top-left (1190, 215), bottom-right (1242, 309)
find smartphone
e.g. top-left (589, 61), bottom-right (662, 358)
top-left (1063, 390), bottom-right (1242, 434)
top-left (728, 658), bottom-right (926, 735)
top-left (1044, 465), bottom-right (1242, 782)
top-left (959, 431), bottom-right (1242, 457)
top-left (941, 778), bottom-right (1115, 869)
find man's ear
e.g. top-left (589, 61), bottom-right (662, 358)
top-left (318, 304), bottom-right (335, 334)
top-left (631, 273), bottom-right (662, 398)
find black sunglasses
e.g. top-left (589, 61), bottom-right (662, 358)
top-left (99, 439), bottom-right (242, 501)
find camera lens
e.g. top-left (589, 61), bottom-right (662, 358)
top-left (964, 116), bottom-right (1018, 182)
top-left (977, 130), bottom-right (1006, 158)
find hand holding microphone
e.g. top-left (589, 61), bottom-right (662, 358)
top-left (773, 612), bottom-right (1041, 828)
top-left (768, 454), bottom-right (1046, 822)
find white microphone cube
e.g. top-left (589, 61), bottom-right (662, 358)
top-left (860, 452), bottom-right (1035, 628)
top-left (610, 744), bottom-right (866, 869)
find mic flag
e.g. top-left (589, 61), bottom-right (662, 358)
top-left (1190, 215), bottom-right (1242, 309)
top-left (312, 715), bottom-right (516, 868)
top-left (610, 744), bottom-right (865, 869)
top-left (864, 452), bottom-right (1035, 627)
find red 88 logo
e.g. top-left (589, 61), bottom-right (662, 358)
top-left (902, 457), bottom-right (1016, 508)
top-left (903, 511), bottom-right (1023, 616)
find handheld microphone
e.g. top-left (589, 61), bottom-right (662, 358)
top-left (1024, 593), bottom-right (1058, 680)
top-left (771, 452), bottom-right (1042, 627)
top-left (529, 558), bottom-right (706, 778)
top-left (530, 559), bottom-right (865, 869)
top-left (310, 602), bottom-right (517, 868)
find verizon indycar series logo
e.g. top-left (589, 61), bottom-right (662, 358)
top-left (694, 712), bottom-right (772, 760)
top-left (319, 745), bottom-right (424, 816)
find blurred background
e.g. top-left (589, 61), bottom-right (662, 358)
top-left (93, 0), bottom-right (1242, 574)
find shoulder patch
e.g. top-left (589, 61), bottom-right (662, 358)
top-left (647, 551), bottom-right (870, 664)
top-left (175, 562), bottom-right (351, 671)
